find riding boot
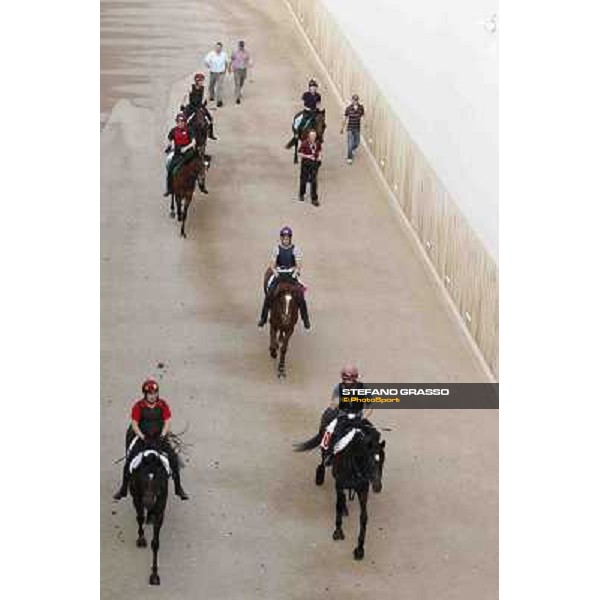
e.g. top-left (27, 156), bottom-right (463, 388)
top-left (299, 297), bottom-right (311, 329)
top-left (113, 462), bottom-right (130, 500)
top-left (258, 295), bottom-right (271, 327)
top-left (163, 173), bottom-right (172, 197)
top-left (171, 463), bottom-right (189, 500)
top-left (208, 123), bottom-right (218, 140)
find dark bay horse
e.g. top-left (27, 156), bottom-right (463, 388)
top-left (183, 103), bottom-right (210, 151)
top-left (170, 147), bottom-right (209, 238)
top-left (263, 269), bottom-right (300, 378)
top-left (285, 109), bottom-right (327, 163)
top-left (128, 440), bottom-right (170, 585)
top-left (295, 420), bottom-right (386, 560)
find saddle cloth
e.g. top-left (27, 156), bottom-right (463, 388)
top-left (129, 449), bottom-right (171, 476)
top-left (292, 111), bottom-right (315, 133)
top-left (293, 113), bottom-right (304, 131)
top-left (321, 414), bottom-right (361, 453)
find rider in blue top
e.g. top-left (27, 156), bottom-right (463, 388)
top-left (258, 226), bottom-right (310, 329)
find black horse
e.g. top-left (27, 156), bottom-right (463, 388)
top-left (285, 108), bottom-right (327, 163)
top-left (128, 438), bottom-right (170, 585)
top-left (295, 418), bottom-right (386, 560)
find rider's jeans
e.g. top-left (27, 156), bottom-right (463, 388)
top-left (347, 129), bottom-right (360, 160)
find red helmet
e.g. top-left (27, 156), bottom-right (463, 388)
top-left (142, 379), bottom-right (159, 395)
top-left (194, 73), bottom-right (205, 82)
top-left (340, 364), bottom-right (359, 381)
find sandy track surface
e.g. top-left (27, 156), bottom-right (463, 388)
top-left (101, 1), bottom-right (497, 598)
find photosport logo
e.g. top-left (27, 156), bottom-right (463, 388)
top-left (337, 383), bottom-right (499, 409)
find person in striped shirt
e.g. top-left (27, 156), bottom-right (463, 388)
top-left (341, 94), bottom-right (365, 164)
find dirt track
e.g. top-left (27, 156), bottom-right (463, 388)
top-left (101, 1), bottom-right (498, 598)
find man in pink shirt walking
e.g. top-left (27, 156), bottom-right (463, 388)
top-left (229, 40), bottom-right (252, 104)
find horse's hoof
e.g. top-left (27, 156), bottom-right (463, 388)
top-left (136, 537), bottom-right (147, 548)
top-left (277, 371), bottom-right (286, 379)
top-left (333, 529), bottom-right (344, 541)
top-left (149, 573), bottom-right (161, 586)
top-left (181, 232), bottom-right (187, 239)
top-left (315, 464), bottom-right (325, 486)
top-left (169, 211), bottom-right (175, 219)
top-left (353, 546), bottom-right (365, 561)
top-left (269, 349), bottom-right (277, 359)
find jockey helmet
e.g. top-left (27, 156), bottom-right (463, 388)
top-left (280, 226), bottom-right (293, 238)
top-left (194, 73), bottom-right (205, 82)
top-left (176, 113), bottom-right (185, 123)
top-left (352, 94), bottom-right (359, 101)
top-left (340, 364), bottom-right (359, 381)
top-left (142, 378), bottom-right (159, 395)
top-left (308, 79), bottom-right (318, 88)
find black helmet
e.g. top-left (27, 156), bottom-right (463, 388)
top-left (308, 79), bottom-right (318, 88)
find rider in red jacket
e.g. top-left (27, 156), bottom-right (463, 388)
top-left (113, 379), bottom-right (188, 500)
top-left (163, 113), bottom-right (196, 197)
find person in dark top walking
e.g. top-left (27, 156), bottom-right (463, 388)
top-left (113, 379), bottom-right (188, 501)
top-left (298, 130), bottom-right (322, 206)
top-left (183, 73), bottom-right (217, 140)
top-left (341, 94), bottom-right (365, 164)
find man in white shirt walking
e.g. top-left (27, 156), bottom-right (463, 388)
top-left (204, 42), bottom-right (229, 107)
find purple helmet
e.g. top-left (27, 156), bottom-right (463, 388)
top-left (280, 226), bottom-right (293, 238)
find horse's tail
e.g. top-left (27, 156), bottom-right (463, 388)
top-left (293, 431), bottom-right (322, 452)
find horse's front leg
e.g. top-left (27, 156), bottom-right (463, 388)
top-left (149, 513), bottom-right (163, 585)
top-left (170, 194), bottom-right (175, 219)
top-left (333, 486), bottom-right (345, 540)
top-left (353, 487), bottom-right (369, 560)
top-left (269, 324), bottom-right (278, 359)
top-left (293, 139), bottom-right (299, 164)
top-left (277, 330), bottom-right (289, 378)
top-left (180, 197), bottom-right (190, 238)
top-left (197, 175), bottom-right (208, 194)
top-left (133, 495), bottom-right (147, 548)
top-left (315, 450), bottom-right (326, 486)
top-left (175, 195), bottom-right (182, 222)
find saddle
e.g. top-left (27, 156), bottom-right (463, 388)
top-left (170, 147), bottom-right (200, 177)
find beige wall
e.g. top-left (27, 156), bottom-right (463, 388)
top-left (286, 0), bottom-right (498, 377)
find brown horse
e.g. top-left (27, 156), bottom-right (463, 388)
top-left (170, 148), bottom-right (208, 238)
top-left (286, 109), bottom-right (327, 163)
top-left (263, 269), bottom-right (300, 379)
